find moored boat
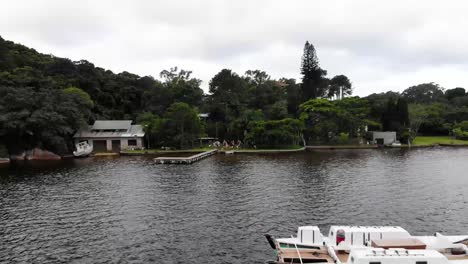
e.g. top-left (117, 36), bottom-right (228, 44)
top-left (73, 142), bottom-right (93, 157)
top-left (266, 225), bottom-right (468, 263)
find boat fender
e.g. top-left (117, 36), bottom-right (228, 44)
top-left (265, 234), bottom-right (277, 249)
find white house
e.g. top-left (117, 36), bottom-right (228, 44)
top-left (73, 120), bottom-right (145, 152)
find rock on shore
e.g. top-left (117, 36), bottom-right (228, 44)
top-left (26, 148), bottom-right (61, 160)
top-left (10, 148), bottom-right (61, 161)
top-left (10, 152), bottom-right (26, 161)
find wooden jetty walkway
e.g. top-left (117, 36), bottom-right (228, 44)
top-left (154, 149), bottom-right (217, 164)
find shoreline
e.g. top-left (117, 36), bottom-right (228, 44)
top-left (120, 149), bottom-right (211, 156)
top-left (218, 147), bottom-right (306, 154)
top-left (3, 143), bottom-right (468, 163)
top-left (121, 147), bottom-right (306, 156)
top-left (120, 143), bottom-right (468, 156)
top-left (307, 144), bottom-right (468, 150)
top-left (306, 145), bottom-right (378, 150)
top-left (0, 158), bottom-right (10, 167)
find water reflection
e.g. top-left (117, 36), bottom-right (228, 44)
top-left (1, 148), bottom-right (468, 263)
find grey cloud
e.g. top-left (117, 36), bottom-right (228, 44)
top-left (1, 0), bottom-right (468, 95)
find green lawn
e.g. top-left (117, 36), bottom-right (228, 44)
top-left (229, 146), bottom-right (305, 152)
top-left (412, 136), bottom-right (468, 146)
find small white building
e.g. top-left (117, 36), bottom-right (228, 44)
top-left (371, 131), bottom-right (397, 145)
top-left (73, 120), bottom-right (145, 152)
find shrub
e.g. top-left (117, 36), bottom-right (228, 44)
top-left (245, 118), bottom-right (304, 148)
top-left (338, 132), bottom-right (349, 144)
top-left (453, 127), bottom-right (468, 140)
top-left (453, 121), bottom-right (468, 140)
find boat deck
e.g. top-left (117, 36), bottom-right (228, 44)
top-left (445, 254), bottom-right (468, 260)
top-left (279, 249), bottom-right (468, 263)
top-left (278, 248), bottom-right (334, 263)
top-left (336, 251), bottom-right (350, 263)
top-left (154, 149), bottom-right (217, 164)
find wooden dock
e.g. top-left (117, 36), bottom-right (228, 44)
top-left (154, 149), bottom-right (217, 164)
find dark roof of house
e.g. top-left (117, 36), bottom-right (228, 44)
top-left (92, 120), bottom-right (132, 130)
top-left (73, 120), bottom-right (145, 138)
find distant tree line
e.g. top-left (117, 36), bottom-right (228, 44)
top-left (1, 35), bottom-right (467, 154)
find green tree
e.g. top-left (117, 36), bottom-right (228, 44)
top-left (137, 112), bottom-right (167, 148)
top-left (299, 99), bottom-right (341, 143)
top-left (453, 121), bottom-right (468, 139)
top-left (299, 97), bottom-right (370, 143)
top-left (335, 97), bottom-right (370, 137)
top-left (381, 98), bottom-right (409, 134)
top-left (63, 86), bottom-right (94, 122)
top-left (208, 69), bottom-right (248, 122)
top-left (244, 70), bottom-right (270, 85)
top-left (281, 78), bottom-right (302, 117)
top-left (245, 118), bottom-right (304, 148)
top-left (328, 75), bottom-right (352, 98)
top-left (160, 67), bottom-right (204, 107)
top-left (402, 83), bottom-right (445, 104)
top-left (63, 86), bottom-right (94, 108)
top-left (452, 96), bottom-right (468, 107)
top-left (0, 86), bottom-right (92, 154)
top-left (141, 78), bottom-right (171, 116)
top-left (246, 74), bottom-right (284, 110)
top-left (164, 102), bottom-right (202, 149)
top-left (445, 87), bottom-right (466, 101)
top-left (365, 91), bottom-right (400, 122)
top-left (267, 100), bottom-right (288, 120)
top-left (419, 103), bottom-right (449, 135)
top-left (408, 104), bottom-right (428, 139)
top-left (300, 41), bottom-right (327, 100)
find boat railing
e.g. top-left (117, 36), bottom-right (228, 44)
top-left (326, 244), bottom-right (342, 264)
top-left (292, 235), bottom-right (304, 264)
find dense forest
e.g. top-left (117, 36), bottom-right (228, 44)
top-left (1, 36), bottom-right (468, 155)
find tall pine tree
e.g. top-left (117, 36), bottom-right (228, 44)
top-left (300, 41), bottom-right (327, 100)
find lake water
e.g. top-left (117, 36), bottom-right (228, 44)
top-left (1, 148), bottom-right (468, 263)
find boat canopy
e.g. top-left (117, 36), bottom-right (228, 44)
top-left (328, 226), bottom-right (411, 248)
top-left (297, 226), bottom-right (324, 245)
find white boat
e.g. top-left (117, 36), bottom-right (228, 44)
top-left (73, 142), bottom-right (93, 157)
top-left (266, 225), bottom-right (468, 263)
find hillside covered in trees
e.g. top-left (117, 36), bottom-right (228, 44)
top-left (1, 36), bottom-right (468, 155)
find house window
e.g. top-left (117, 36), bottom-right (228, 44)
top-left (128, 139), bottom-right (137, 146)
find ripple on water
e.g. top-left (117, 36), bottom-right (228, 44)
top-left (1, 148), bottom-right (468, 263)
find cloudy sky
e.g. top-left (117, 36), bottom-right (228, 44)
top-left (1, 0), bottom-right (468, 95)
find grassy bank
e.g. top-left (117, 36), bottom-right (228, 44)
top-left (120, 139), bottom-right (468, 156)
top-left (224, 146), bottom-right (305, 153)
top-left (121, 146), bottom-right (305, 155)
top-left (412, 136), bottom-right (468, 146)
top-left (121, 148), bottom-right (212, 154)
